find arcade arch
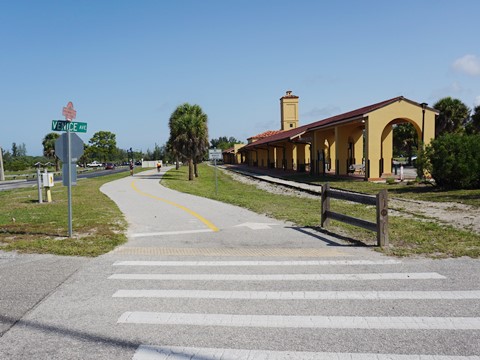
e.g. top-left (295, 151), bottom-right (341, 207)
top-left (241, 96), bottom-right (438, 181)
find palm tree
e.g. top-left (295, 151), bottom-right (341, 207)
top-left (433, 97), bottom-right (470, 137)
top-left (189, 108), bottom-right (209, 177)
top-left (168, 103), bottom-right (209, 180)
top-left (42, 133), bottom-right (60, 171)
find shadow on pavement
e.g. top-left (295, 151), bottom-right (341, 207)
top-left (0, 314), bottom-right (136, 350)
top-left (131, 174), bottom-right (163, 180)
top-left (289, 226), bottom-right (375, 247)
top-left (0, 315), bottom-right (214, 360)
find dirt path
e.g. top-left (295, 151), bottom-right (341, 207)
top-left (389, 198), bottom-right (480, 234)
top-left (227, 170), bottom-right (480, 234)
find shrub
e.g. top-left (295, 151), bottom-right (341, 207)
top-left (6, 157), bottom-right (30, 171)
top-left (428, 133), bottom-right (480, 189)
top-left (414, 142), bottom-right (432, 180)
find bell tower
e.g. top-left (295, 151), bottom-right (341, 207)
top-left (280, 90), bottom-right (299, 130)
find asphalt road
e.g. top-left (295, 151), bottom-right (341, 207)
top-left (0, 168), bottom-right (478, 359)
top-left (0, 167), bottom-right (128, 191)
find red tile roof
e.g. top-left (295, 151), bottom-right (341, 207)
top-left (243, 124), bottom-right (310, 149)
top-left (247, 130), bottom-right (284, 141)
top-left (247, 130), bottom-right (283, 144)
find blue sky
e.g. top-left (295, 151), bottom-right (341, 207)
top-left (1, 0), bottom-right (479, 156)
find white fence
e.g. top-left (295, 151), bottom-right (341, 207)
top-left (141, 160), bottom-right (162, 168)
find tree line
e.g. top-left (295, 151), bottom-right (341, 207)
top-left (2, 122), bottom-right (240, 174)
top-left (1, 132), bottom-right (170, 172)
top-left (1, 142), bottom-right (45, 172)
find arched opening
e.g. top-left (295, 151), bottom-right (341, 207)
top-left (392, 119), bottom-right (421, 166)
top-left (379, 118), bottom-right (421, 177)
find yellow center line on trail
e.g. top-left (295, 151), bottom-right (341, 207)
top-left (130, 181), bottom-right (219, 232)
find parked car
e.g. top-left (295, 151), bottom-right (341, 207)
top-left (104, 163), bottom-right (115, 170)
top-left (87, 161), bottom-right (103, 167)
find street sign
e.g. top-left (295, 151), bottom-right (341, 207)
top-left (52, 120), bottom-right (87, 133)
top-left (59, 101), bottom-right (79, 238)
top-left (62, 101), bottom-right (76, 120)
top-left (55, 133), bottom-right (84, 162)
top-left (209, 148), bottom-right (222, 160)
top-left (209, 148), bottom-right (222, 195)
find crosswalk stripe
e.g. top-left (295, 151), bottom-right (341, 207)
top-left (110, 258), bottom-right (475, 358)
top-left (133, 345), bottom-right (480, 360)
top-left (118, 312), bottom-right (480, 330)
top-left (109, 272), bottom-right (445, 281)
top-left (113, 259), bottom-right (402, 266)
top-left (113, 289), bottom-right (480, 300)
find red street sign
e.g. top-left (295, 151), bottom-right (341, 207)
top-left (62, 101), bottom-right (77, 121)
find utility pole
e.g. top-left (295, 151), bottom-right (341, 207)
top-left (0, 146), bottom-right (5, 181)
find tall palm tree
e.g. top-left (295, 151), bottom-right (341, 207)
top-left (189, 106), bottom-right (209, 177)
top-left (168, 103), bottom-right (209, 180)
top-left (42, 132), bottom-right (60, 171)
top-left (433, 97), bottom-right (470, 137)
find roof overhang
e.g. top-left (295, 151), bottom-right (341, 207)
top-left (308, 115), bottom-right (365, 132)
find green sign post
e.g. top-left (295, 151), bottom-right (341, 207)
top-left (52, 120), bottom-right (87, 133)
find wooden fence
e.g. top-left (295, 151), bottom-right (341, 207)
top-left (321, 183), bottom-right (388, 246)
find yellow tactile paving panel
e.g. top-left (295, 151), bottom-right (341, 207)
top-left (111, 246), bottom-right (349, 257)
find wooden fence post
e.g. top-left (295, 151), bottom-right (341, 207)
top-left (321, 183), bottom-right (330, 227)
top-left (376, 189), bottom-right (388, 246)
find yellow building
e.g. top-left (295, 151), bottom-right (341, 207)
top-left (241, 92), bottom-right (438, 180)
top-left (241, 91), bottom-right (311, 171)
top-left (222, 143), bottom-right (246, 164)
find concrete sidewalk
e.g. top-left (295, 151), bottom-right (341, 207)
top-left (100, 167), bottom-right (359, 253)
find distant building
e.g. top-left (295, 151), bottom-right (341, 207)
top-left (240, 91), bottom-right (438, 180)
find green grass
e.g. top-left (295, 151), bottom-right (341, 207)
top-left (0, 171), bottom-right (132, 257)
top-left (161, 165), bottom-right (320, 226)
top-left (2, 163), bottom-right (478, 258)
top-left (162, 164), bottom-right (480, 258)
top-left (277, 172), bottom-right (480, 207)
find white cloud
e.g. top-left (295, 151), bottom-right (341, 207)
top-left (452, 54), bottom-right (480, 76)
